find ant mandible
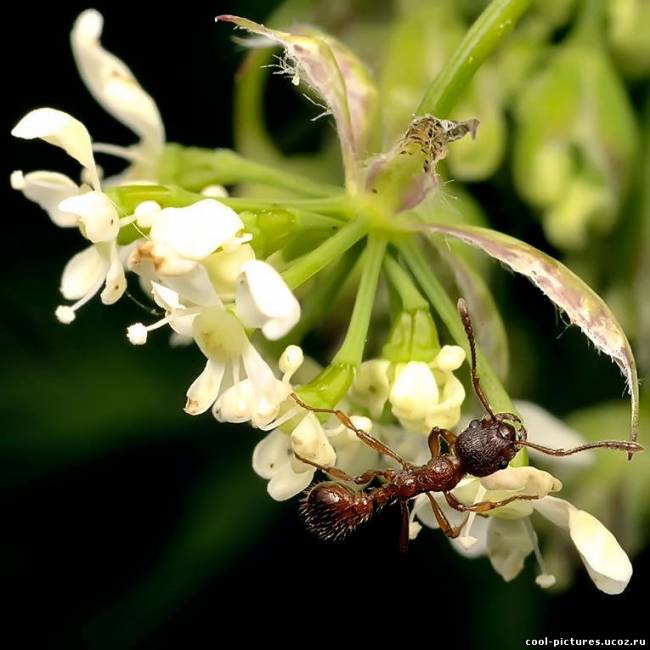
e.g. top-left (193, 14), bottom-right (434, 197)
top-left (291, 298), bottom-right (643, 553)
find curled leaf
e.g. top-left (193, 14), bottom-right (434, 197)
top-left (217, 15), bottom-right (377, 192)
top-left (422, 224), bottom-right (639, 446)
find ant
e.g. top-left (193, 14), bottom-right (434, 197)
top-left (291, 298), bottom-right (643, 553)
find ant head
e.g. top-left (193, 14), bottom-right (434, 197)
top-left (455, 415), bottom-right (524, 477)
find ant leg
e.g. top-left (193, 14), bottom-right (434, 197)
top-left (428, 426), bottom-right (457, 458)
top-left (399, 500), bottom-right (410, 554)
top-left (293, 451), bottom-right (394, 485)
top-left (457, 298), bottom-right (495, 419)
top-left (291, 393), bottom-right (407, 467)
top-left (444, 491), bottom-right (539, 514)
top-left (425, 493), bottom-right (469, 539)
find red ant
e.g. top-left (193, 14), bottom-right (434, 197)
top-left (291, 298), bottom-right (643, 553)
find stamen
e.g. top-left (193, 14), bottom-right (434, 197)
top-left (523, 518), bottom-right (556, 588)
top-left (280, 345), bottom-right (303, 382)
top-left (93, 143), bottom-right (148, 163)
top-left (55, 276), bottom-right (105, 323)
top-left (259, 405), bottom-right (301, 431)
top-left (457, 485), bottom-right (485, 550)
top-left (126, 315), bottom-right (173, 344)
top-left (119, 215), bottom-right (137, 227)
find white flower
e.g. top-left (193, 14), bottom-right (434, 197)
top-left (348, 359), bottom-right (391, 419)
top-left (325, 414), bottom-right (380, 478)
top-left (126, 281), bottom-right (203, 345)
top-left (414, 465), bottom-right (632, 594)
top-left (390, 361), bottom-right (440, 422)
top-left (213, 344), bottom-right (303, 429)
top-left (253, 412), bottom-right (336, 501)
top-left (128, 200), bottom-right (249, 278)
top-left (350, 345), bottom-right (466, 434)
top-left (535, 496), bottom-right (633, 595)
top-left (71, 9), bottom-right (165, 182)
top-left (12, 108), bottom-right (129, 322)
top-left (514, 400), bottom-right (594, 470)
top-left (235, 260), bottom-right (301, 340)
top-left (183, 307), bottom-right (298, 427)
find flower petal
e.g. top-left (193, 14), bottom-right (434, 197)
top-left (267, 463), bottom-right (314, 501)
top-left (252, 429), bottom-right (292, 479)
top-left (184, 359), bottom-right (226, 415)
top-left (149, 199), bottom-right (244, 260)
top-left (71, 9), bottom-right (164, 156)
top-left (514, 400), bottom-right (594, 469)
top-left (349, 359), bottom-right (391, 419)
top-left (58, 191), bottom-right (119, 243)
top-left (423, 374), bottom-right (465, 430)
top-left (10, 170), bottom-right (80, 227)
top-left (434, 345), bottom-right (466, 372)
top-left (390, 362), bottom-right (439, 422)
top-left (161, 265), bottom-right (221, 307)
top-left (100, 244), bottom-right (126, 304)
top-left (476, 467), bottom-right (563, 518)
top-left (151, 281), bottom-right (183, 311)
top-left (570, 509), bottom-right (633, 595)
top-left (480, 466), bottom-right (562, 496)
top-left (291, 413), bottom-right (336, 467)
top-left (235, 260), bottom-right (300, 340)
top-left (214, 379), bottom-right (258, 424)
top-left (60, 245), bottom-right (110, 300)
top-left (486, 518), bottom-right (534, 581)
top-left (12, 108), bottom-right (100, 189)
top-left (534, 496), bottom-right (632, 595)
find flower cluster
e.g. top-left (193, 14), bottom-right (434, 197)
top-left (12, 7), bottom-right (642, 599)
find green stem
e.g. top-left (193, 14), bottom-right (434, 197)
top-left (282, 220), bottom-right (368, 290)
top-left (399, 238), bottom-right (512, 414)
top-left (161, 146), bottom-right (340, 198)
top-left (573, 0), bottom-right (605, 43)
top-left (332, 234), bottom-right (387, 366)
top-left (267, 244), bottom-right (362, 354)
top-left (383, 253), bottom-right (429, 312)
top-left (107, 184), bottom-right (351, 219)
top-left (416, 0), bottom-right (532, 117)
top-left (221, 195), bottom-right (352, 217)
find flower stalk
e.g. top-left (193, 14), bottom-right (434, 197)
top-left (417, 0), bottom-right (533, 117)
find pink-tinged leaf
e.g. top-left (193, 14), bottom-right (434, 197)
top-left (217, 15), bottom-right (377, 192)
top-left (423, 224), bottom-right (639, 446)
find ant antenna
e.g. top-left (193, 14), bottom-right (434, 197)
top-left (457, 298), bottom-right (495, 419)
top-left (518, 439), bottom-right (643, 457)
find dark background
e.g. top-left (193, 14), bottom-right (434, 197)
top-left (2, 1), bottom-right (647, 648)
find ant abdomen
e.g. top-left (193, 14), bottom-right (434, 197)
top-left (300, 482), bottom-right (380, 542)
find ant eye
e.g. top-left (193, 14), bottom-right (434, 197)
top-left (498, 459), bottom-right (509, 470)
